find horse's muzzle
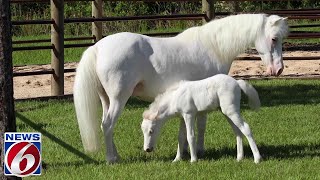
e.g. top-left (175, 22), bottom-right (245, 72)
top-left (267, 66), bottom-right (283, 76)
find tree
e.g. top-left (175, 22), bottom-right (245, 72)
top-left (0, 0), bottom-right (20, 179)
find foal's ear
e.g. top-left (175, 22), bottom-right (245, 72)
top-left (269, 16), bottom-right (287, 26)
top-left (143, 110), bottom-right (159, 120)
top-left (270, 18), bottom-right (282, 26)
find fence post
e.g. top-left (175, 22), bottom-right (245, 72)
top-left (202, 0), bottom-right (215, 23)
top-left (51, 0), bottom-right (64, 96)
top-left (0, 0), bottom-right (21, 179)
top-left (92, 0), bottom-right (103, 42)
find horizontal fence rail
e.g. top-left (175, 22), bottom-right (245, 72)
top-left (13, 56), bottom-right (320, 77)
top-left (12, 31), bottom-right (320, 51)
top-left (9, 0), bottom-right (306, 3)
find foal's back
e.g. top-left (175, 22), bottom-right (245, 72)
top-left (174, 74), bottom-right (241, 113)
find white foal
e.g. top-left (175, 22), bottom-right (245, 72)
top-left (141, 74), bottom-right (262, 163)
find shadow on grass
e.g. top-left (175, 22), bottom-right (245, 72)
top-left (251, 83), bottom-right (320, 107)
top-left (126, 97), bottom-right (150, 109)
top-left (16, 113), bottom-right (99, 167)
top-left (203, 143), bottom-right (320, 161)
top-left (43, 160), bottom-right (106, 169)
top-left (15, 102), bottom-right (50, 112)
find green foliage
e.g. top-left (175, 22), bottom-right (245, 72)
top-left (16, 79), bottom-right (320, 179)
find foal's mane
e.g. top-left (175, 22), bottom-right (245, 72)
top-left (143, 82), bottom-right (182, 120)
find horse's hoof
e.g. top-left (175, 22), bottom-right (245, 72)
top-left (107, 156), bottom-right (120, 164)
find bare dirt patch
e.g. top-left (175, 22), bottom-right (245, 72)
top-left (13, 51), bottom-right (320, 99)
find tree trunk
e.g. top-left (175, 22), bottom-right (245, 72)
top-left (0, 0), bottom-right (20, 179)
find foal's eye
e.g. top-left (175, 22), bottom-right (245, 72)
top-left (271, 38), bottom-right (277, 42)
top-left (149, 130), bottom-right (153, 134)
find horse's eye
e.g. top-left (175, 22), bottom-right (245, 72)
top-left (149, 130), bottom-right (153, 134)
top-left (272, 38), bottom-right (277, 42)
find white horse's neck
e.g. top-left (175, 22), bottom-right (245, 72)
top-left (180, 14), bottom-right (266, 65)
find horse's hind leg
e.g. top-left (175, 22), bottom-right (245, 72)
top-left (223, 111), bottom-right (261, 163)
top-left (101, 96), bottom-right (129, 163)
top-left (98, 88), bottom-right (120, 161)
top-left (98, 88), bottom-right (109, 131)
top-left (225, 115), bottom-right (244, 161)
top-left (100, 86), bottom-right (131, 163)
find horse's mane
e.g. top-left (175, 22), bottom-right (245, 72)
top-left (177, 14), bottom-right (288, 64)
top-left (200, 14), bottom-right (266, 63)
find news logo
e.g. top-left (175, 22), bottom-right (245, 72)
top-left (4, 132), bottom-right (41, 177)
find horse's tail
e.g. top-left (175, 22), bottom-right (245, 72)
top-left (74, 45), bottom-right (102, 152)
top-left (237, 80), bottom-right (261, 111)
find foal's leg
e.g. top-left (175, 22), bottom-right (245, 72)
top-left (225, 116), bottom-right (244, 161)
top-left (173, 118), bottom-right (187, 162)
top-left (225, 112), bottom-right (261, 164)
top-left (181, 114), bottom-right (207, 157)
top-left (182, 113), bottom-right (197, 162)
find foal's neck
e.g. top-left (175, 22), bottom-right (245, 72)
top-left (153, 92), bottom-right (177, 120)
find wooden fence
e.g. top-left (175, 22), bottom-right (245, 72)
top-left (9, 0), bottom-right (320, 99)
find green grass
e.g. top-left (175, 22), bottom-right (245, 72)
top-left (15, 79), bottom-right (320, 179)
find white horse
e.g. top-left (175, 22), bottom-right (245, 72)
top-left (141, 74), bottom-right (261, 163)
top-left (73, 14), bottom-right (288, 163)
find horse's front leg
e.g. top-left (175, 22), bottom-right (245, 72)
top-left (173, 118), bottom-right (187, 162)
top-left (182, 113), bottom-right (197, 162)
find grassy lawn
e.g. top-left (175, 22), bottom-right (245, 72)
top-left (15, 79), bottom-right (320, 179)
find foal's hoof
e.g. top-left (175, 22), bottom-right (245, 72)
top-left (190, 158), bottom-right (198, 163)
top-left (236, 156), bottom-right (244, 162)
top-left (254, 157), bottom-right (262, 164)
top-left (172, 157), bottom-right (182, 163)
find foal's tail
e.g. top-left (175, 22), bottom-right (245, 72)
top-left (237, 80), bottom-right (261, 111)
top-left (73, 45), bottom-right (102, 152)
